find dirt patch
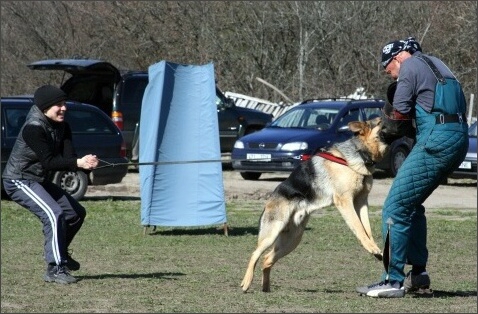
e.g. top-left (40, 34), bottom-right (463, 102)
top-left (86, 169), bottom-right (477, 209)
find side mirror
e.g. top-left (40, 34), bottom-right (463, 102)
top-left (338, 125), bottom-right (351, 132)
top-left (224, 97), bottom-right (235, 108)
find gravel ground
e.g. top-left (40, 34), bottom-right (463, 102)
top-left (85, 168), bottom-right (477, 210)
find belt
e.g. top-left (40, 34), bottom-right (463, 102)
top-left (435, 113), bottom-right (467, 124)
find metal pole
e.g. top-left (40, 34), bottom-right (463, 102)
top-left (468, 93), bottom-right (474, 125)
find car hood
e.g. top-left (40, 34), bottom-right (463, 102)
top-left (27, 59), bottom-right (121, 82)
top-left (239, 126), bottom-right (325, 143)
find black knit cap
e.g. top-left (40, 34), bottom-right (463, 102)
top-left (34, 85), bottom-right (67, 111)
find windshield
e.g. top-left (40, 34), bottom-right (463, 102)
top-left (469, 121), bottom-right (477, 137)
top-left (270, 107), bottom-right (339, 129)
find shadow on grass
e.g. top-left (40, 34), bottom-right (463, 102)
top-left (147, 226), bottom-right (259, 236)
top-left (301, 288), bottom-right (477, 298)
top-left (146, 226), bottom-right (314, 236)
top-left (83, 196), bottom-right (141, 201)
top-left (76, 271), bottom-right (185, 281)
top-left (410, 290), bottom-right (477, 298)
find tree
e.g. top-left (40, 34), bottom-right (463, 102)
top-left (1, 1), bottom-right (476, 116)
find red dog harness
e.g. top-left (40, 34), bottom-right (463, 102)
top-left (316, 151), bottom-right (348, 166)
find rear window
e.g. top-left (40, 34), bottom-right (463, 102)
top-left (3, 105), bottom-right (116, 136)
top-left (67, 79), bottom-right (98, 103)
top-left (4, 108), bottom-right (29, 137)
top-left (120, 77), bottom-right (148, 107)
top-left (66, 107), bottom-right (116, 134)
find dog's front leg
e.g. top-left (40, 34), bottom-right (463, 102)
top-left (354, 199), bottom-right (383, 261)
top-left (353, 191), bottom-right (375, 242)
top-left (334, 194), bottom-right (382, 260)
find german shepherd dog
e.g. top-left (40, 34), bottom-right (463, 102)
top-left (241, 117), bottom-right (388, 292)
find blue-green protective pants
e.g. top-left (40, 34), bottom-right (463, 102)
top-left (380, 105), bottom-right (468, 284)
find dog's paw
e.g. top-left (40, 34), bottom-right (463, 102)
top-left (241, 281), bottom-right (250, 292)
top-left (373, 252), bottom-right (383, 261)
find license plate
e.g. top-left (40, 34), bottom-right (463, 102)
top-left (458, 161), bottom-right (472, 169)
top-left (246, 154), bottom-right (271, 162)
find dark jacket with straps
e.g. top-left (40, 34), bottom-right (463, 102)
top-left (2, 105), bottom-right (78, 182)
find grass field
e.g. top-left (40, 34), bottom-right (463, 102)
top-left (1, 199), bottom-right (476, 313)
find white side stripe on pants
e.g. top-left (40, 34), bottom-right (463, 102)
top-left (12, 180), bottom-right (62, 265)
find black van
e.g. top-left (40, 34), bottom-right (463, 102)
top-left (27, 58), bottom-right (273, 160)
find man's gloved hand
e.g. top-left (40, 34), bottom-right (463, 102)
top-left (387, 81), bottom-right (397, 104)
top-left (380, 82), bottom-right (416, 144)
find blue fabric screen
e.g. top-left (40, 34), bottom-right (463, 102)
top-left (139, 61), bottom-right (226, 227)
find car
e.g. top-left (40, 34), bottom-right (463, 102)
top-left (128, 86), bottom-right (274, 163)
top-left (449, 120), bottom-right (477, 179)
top-left (376, 135), bottom-right (415, 177)
top-left (231, 98), bottom-right (414, 180)
top-left (1, 96), bottom-right (129, 200)
top-left (27, 58), bottom-right (273, 160)
top-left (117, 73), bottom-right (273, 159)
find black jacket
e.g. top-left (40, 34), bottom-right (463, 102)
top-left (2, 105), bottom-right (78, 182)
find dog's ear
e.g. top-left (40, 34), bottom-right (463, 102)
top-left (348, 121), bottom-right (368, 135)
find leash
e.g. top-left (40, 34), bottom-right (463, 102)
top-left (97, 151), bottom-right (360, 169)
top-left (96, 152), bottom-right (356, 169)
top-left (96, 158), bottom-right (225, 169)
top-left (95, 157), bottom-right (279, 169)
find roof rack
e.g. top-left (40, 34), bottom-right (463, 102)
top-left (299, 98), bottom-right (346, 104)
top-left (299, 98), bottom-right (385, 105)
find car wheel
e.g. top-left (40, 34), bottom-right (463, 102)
top-left (52, 170), bottom-right (88, 201)
top-left (389, 146), bottom-right (409, 177)
top-left (240, 172), bottom-right (262, 180)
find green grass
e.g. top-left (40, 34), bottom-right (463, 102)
top-left (1, 199), bottom-right (476, 313)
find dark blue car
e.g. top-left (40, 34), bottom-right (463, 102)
top-left (231, 98), bottom-right (413, 180)
top-left (1, 96), bottom-right (129, 200)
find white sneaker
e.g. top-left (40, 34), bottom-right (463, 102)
top-left (356, 280), bottom-right (405, 298)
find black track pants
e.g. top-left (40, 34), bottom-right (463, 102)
top-left (3, 179), bottom-right (86, 265)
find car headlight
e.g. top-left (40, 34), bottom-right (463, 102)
top-left (281, 142), bottom-right (308, 151)
top-left (234, 140), bottom-right (244, 149)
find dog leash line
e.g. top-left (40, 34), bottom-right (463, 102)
top-left (96, 157), bottom-right (296, 169)
top-left (96, 158), bottom-right (225, 169)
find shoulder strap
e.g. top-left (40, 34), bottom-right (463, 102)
top-left (416, 55), bottom-right (446, 84)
